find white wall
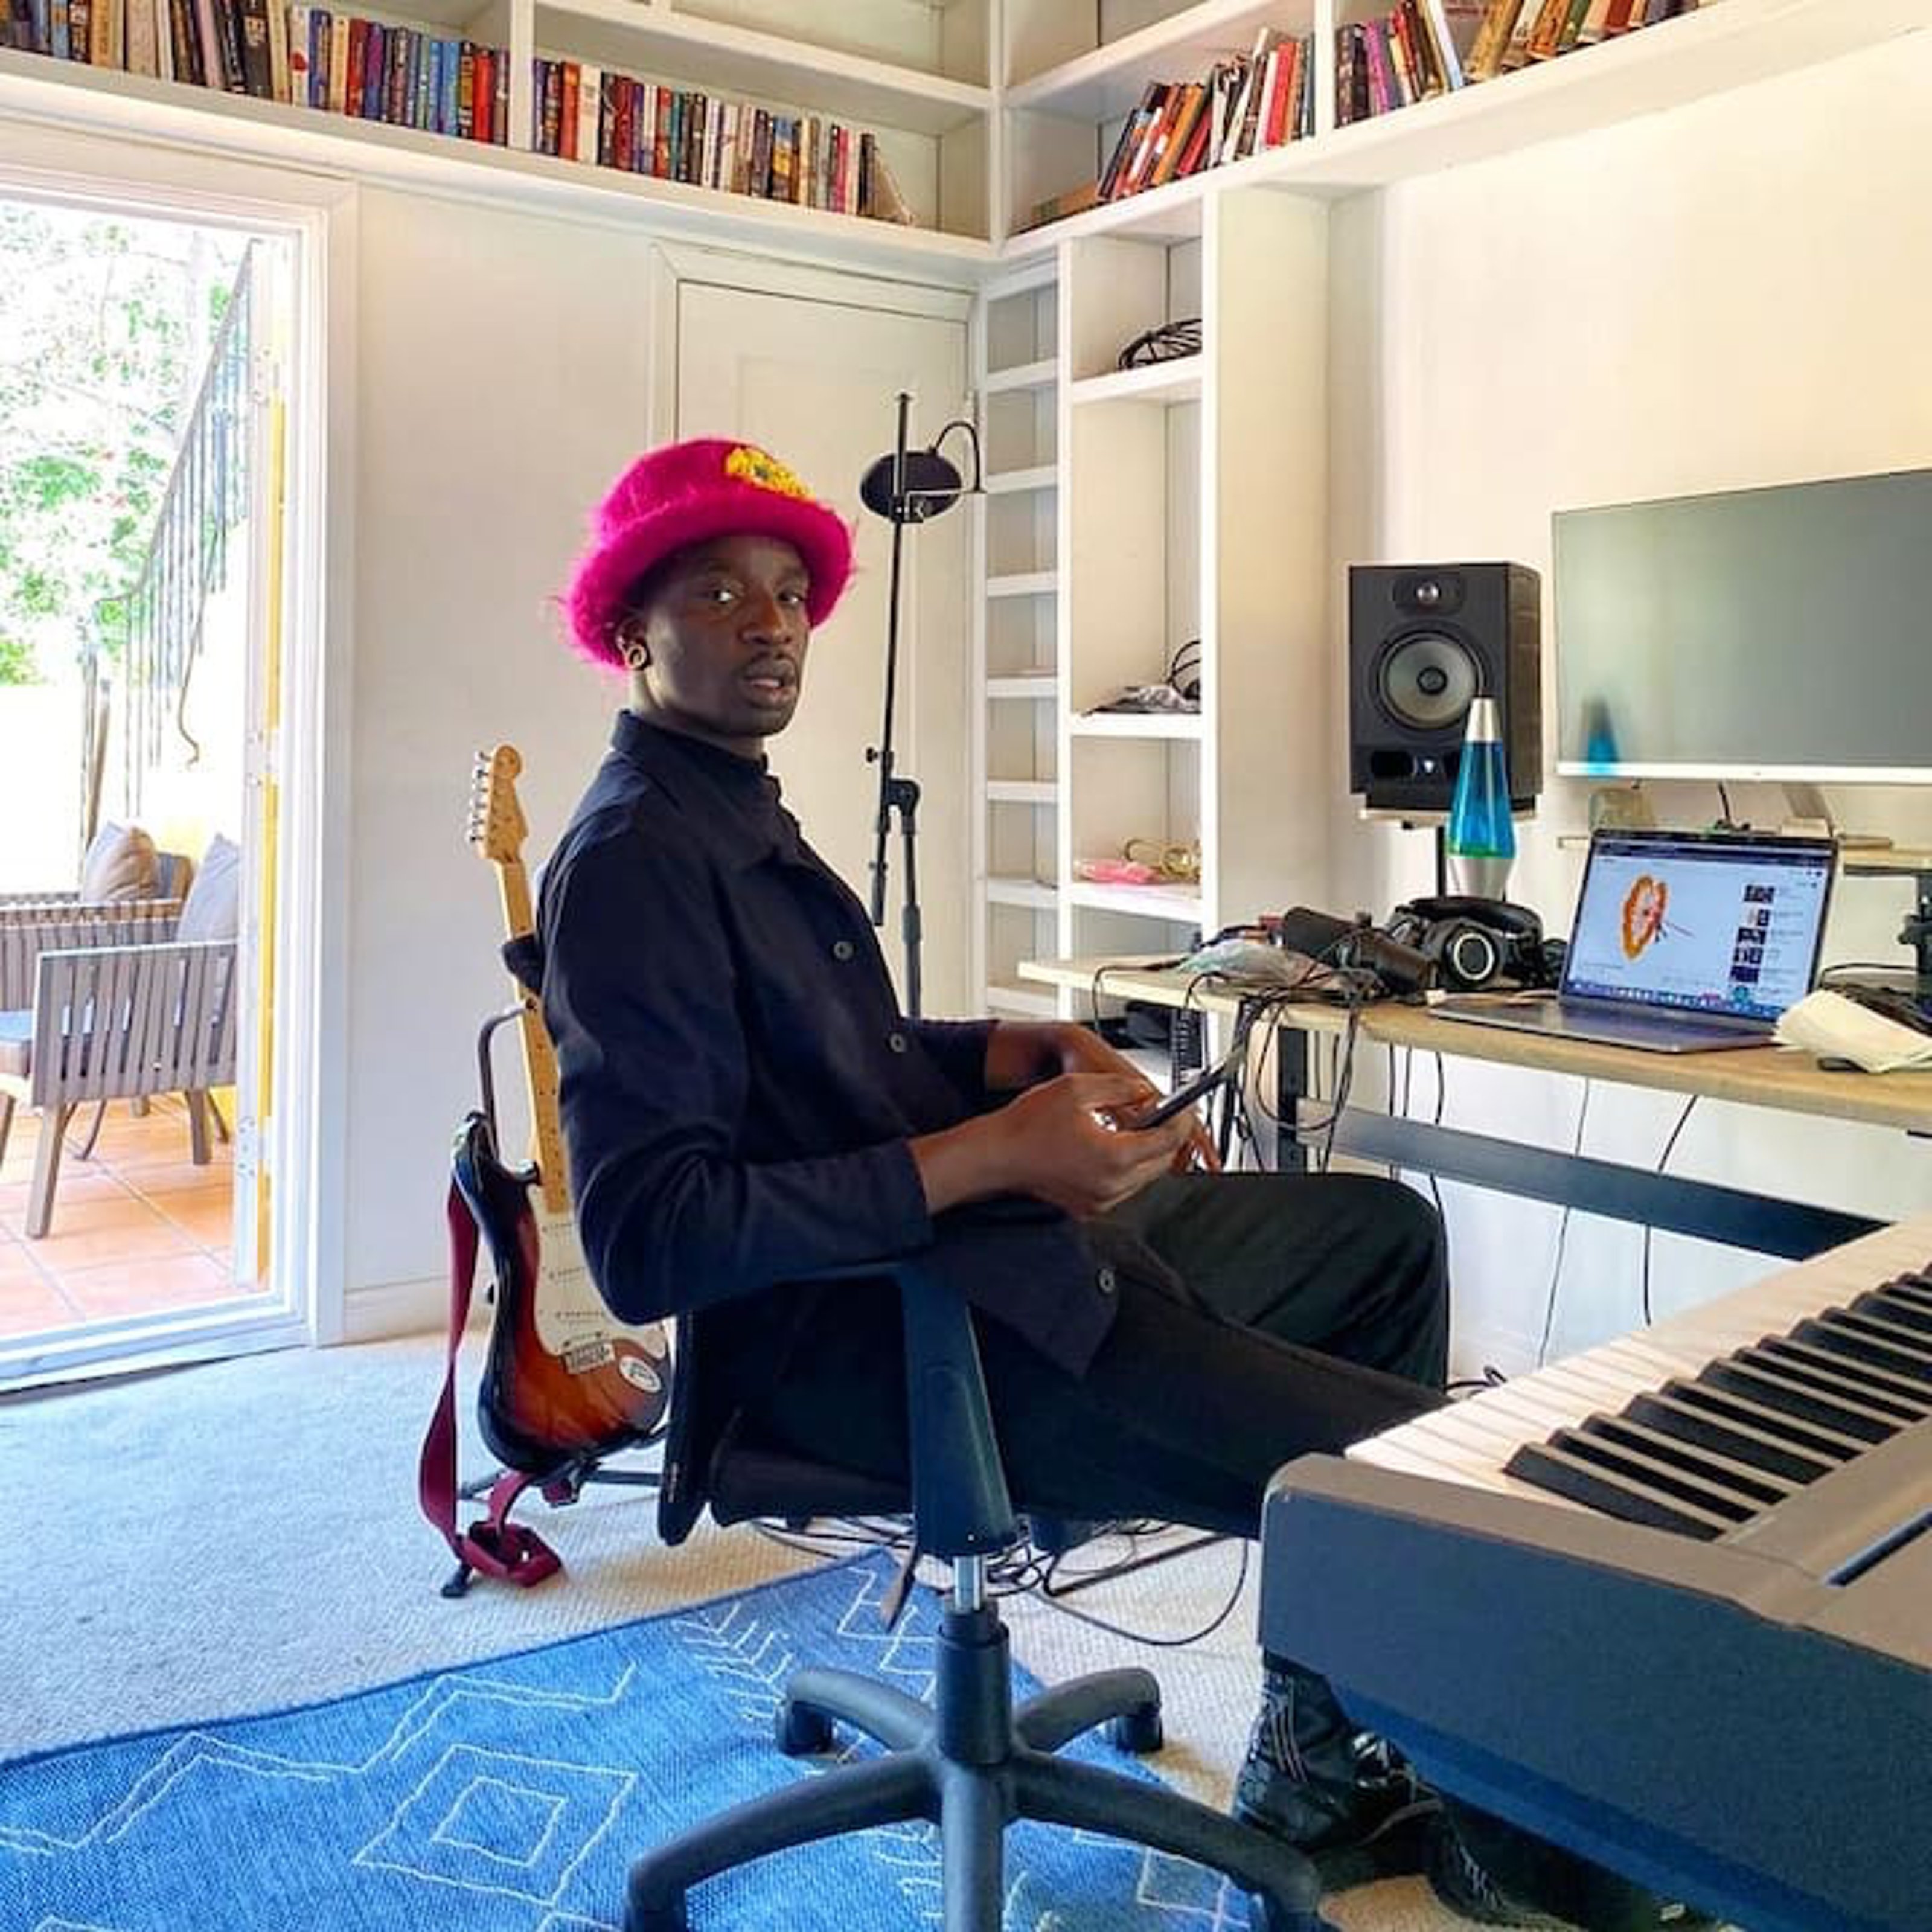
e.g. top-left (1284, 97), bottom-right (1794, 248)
top-left (1326, 34), bottom-right (1932, 1372)
top-left (342, 185), bottom-right (665, 1326)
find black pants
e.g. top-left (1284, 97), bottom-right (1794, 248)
top-left (753, 1172), bottom-right (1448, 1538)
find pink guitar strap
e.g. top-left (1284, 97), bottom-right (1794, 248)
top-left (418, 1177), bottom-right (564, 1590)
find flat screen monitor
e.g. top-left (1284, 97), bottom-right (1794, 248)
top-left (1553, 467), bottom-right (1932, 783)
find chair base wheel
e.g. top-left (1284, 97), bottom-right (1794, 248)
top-left (775, 1697), bottom-right (836, 1757)
top-left (1107, 1703), bottom-right (1163, 1754)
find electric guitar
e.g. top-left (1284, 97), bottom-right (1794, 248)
top-left (459, 744), bottom-right (670, 1477)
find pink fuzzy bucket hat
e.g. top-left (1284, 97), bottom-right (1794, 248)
top-left (563, 438), bottom-right (855, 666)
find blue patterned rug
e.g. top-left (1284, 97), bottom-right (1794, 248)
top-left (1, 1549), bottom-right (1256, 1930)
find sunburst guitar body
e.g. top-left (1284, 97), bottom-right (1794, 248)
top-left (463, 744), bottom-right (670, 1479)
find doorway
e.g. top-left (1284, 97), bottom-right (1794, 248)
top-left (0, 180), bottom-right (316, 1389)
top-left (675, 267), bottom-right (973, 1015)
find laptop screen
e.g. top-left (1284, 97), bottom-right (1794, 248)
top-left (1561, 830), bottom-right (1836, 1022)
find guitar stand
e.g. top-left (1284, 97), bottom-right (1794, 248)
top-left (441, 1450), bottom-right (664, 1600)
top-left (432, 1004), bottom-right (673, 1601)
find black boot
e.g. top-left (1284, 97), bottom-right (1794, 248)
top-left (1233, 1659), bottom-right (1439, 1890)
top-left (1428, 1802), bottom-right (1716, 1931)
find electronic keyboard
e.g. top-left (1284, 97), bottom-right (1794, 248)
top-left (1261, 1215), bottom-right (1932, 1932)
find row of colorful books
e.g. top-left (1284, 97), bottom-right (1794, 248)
top-left (1025, 28), bottom-right (1314, 230)
top-left (529, 61), bottom-right (913, 223)
top-left (1470, 0), bottom-right (1700, 78)
top-left (1337, 0), bottom-right (1703, 124)
top-left (5, 0), bottom-right (511, 141)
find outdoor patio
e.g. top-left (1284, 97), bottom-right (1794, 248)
top-left (0, 1098), bottom-right (240, 1339)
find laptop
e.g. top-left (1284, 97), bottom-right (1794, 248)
top-left (1432, 828), bottom-right (1837, 1054)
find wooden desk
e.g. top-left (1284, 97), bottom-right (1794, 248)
top-left (1019, 956), bottom-right (1932, 1261)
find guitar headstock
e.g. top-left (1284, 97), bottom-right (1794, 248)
top-left (469, 744), bottom-right (528, 868)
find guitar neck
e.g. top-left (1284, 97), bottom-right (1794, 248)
top-left (496, 857), bottom-right (570, 1218)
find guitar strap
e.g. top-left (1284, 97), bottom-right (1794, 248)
top-left (417, 1177), bottom-right (564, 1590)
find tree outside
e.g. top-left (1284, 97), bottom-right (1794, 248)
top-left (0, 202), bottom-right (249, 688)
top-left (0, 201), bottom-right (252, 888)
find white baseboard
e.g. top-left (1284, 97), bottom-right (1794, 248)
top-left (342, 1274), bottom-right (449, 1343)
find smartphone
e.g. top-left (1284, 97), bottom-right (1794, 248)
top-left (1128, 1057), bottom-right (1229, 1129)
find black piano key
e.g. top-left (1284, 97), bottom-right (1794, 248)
top-left (1860, 1287), bottom-right (1932, 1335)
top-left (1828, 1305), bottom-right (1932, 1363)
top-left (1753, 1340), bottom-right (1931, 1421)
top-left (1539, 1427), bottom-right (1760, 1523)
top-left (1503, 1440), bottom-right (1727, 1540)
top-left (1581, 1415), bottom-right (1792, 1506)
top-left (1621, 1391), bottom-right (1834, 1487)
top-left (1658, 1380), bottom-right (1866, 1466)
top-left (1790, 1314), bottom-right (1932, 1387)
top-left (1703, 1358), bottom-right (1900, 1443)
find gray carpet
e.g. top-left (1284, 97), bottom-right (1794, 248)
top-left (2, 1332), bottom-right (1467, 1929)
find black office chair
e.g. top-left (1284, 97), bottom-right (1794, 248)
top-left (624, 1261), bottom-right (1326, 1932)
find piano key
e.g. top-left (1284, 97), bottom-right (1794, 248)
top-left (1789, 1316), bottom-right (1932, 1387)
top-left (1858, 1287), bottom-right (1932, 1335)
top-left (1502, 1439), bottom-right (1730, 1539)
top-left (1827, 1305), bottom-right (1932, 1364)
top-left (1536, 1426), bottom-right (1765, 1521)
top-left (1754, 1339), bottom-right (1932, 1418)
top-left (1660, 1377), bottom-right (1870, 1464)
top-left (1622, 1389), bottom-right (1837, 1485)
top-left (1703, 1358), bottom-right (1902, 1443)
top-left (1577, 1413), bottom-right (1796, 1506)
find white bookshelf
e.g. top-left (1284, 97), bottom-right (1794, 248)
top-left (1052, 184), bottom-right (1328, 993)
top-left (971, 258), bottom-right (1063, 1018)
top-left (6, 1), bottom-right (1924, 260)
top-left (999, 0), bottom-right (1932, 251)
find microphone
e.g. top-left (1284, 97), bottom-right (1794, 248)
top-left (859, 447), bottom-right (967, 524)
top-left (1276, 906), bottom-right (1435, 996)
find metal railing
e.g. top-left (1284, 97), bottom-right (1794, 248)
top-left (105, 246), bottom-right (255, 825)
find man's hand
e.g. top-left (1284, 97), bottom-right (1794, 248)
top-left (911, 1073), bottom-right (1198, 1220)
top-left (984, 1020), bottom-right (1131, 1092)
top-left (984, 1021), bottom-right (1220, 1172)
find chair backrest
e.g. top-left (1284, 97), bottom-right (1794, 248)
top-left (0, 901), bottom-right (181, 1013)
top-left (27, 938), bottom-right (239, 1111)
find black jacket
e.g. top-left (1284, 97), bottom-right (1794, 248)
top-left (533, 712), bottom-right (1119, 1382)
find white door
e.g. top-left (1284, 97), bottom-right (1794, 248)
top-left (677, 281), bottom-right (972, 1019)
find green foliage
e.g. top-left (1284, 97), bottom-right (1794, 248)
top-left (0, 204), bottom-right (248, 682)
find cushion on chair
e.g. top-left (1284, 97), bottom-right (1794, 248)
top-left (152, 850), bottom-right (197, 901)
top-left (178, 834), bottom-right (241, 943)
top-left (78, 824), bottom-right (158, 903)
top-left (0, 1010), bottom-right (31, 1079)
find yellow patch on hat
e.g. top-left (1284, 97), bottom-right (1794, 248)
top-left (724, 445), bottom-right (814, 502)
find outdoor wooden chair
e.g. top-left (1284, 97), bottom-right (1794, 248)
top-left (0, 821), bottom-right (195, 1011)
top-left (0, 833), bottom-right (240, 1236)
top-left (0, 937), bottom-right (238, 1237)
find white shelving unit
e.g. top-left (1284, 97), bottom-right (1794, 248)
top-left (998, 0), bottom-right (1932, 252)
top-left (972, 257), bottom-right (1062, 1020)
top-left (4, 1), bottom-right (1923, 257)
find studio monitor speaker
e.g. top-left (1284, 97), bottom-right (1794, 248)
top-left (1348, 562), bottom-right (1543, 814)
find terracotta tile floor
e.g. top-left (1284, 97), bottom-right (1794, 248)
top-left (0, 1098), bottom-right (250, 1342)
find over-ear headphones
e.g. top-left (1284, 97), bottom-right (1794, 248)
top-left (1384, 895), bottom-right (1555, 993)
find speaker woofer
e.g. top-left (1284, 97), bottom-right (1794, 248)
top-left (1375, 629), bottom-right (1482, 734)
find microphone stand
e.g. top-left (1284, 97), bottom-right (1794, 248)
top-left (863, 392), bottom-right (978, 1018)
top-left (868, 392), bottom-right (923, 1015)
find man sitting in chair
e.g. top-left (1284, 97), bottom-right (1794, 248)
top-left (531, 438), bottom-right (1686, 1931)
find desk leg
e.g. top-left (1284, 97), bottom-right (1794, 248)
top-left (1270, 1013), bottom-right (1310, 1176)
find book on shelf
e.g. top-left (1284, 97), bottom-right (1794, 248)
top-left (520, 56), bottom-right (916, 225)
